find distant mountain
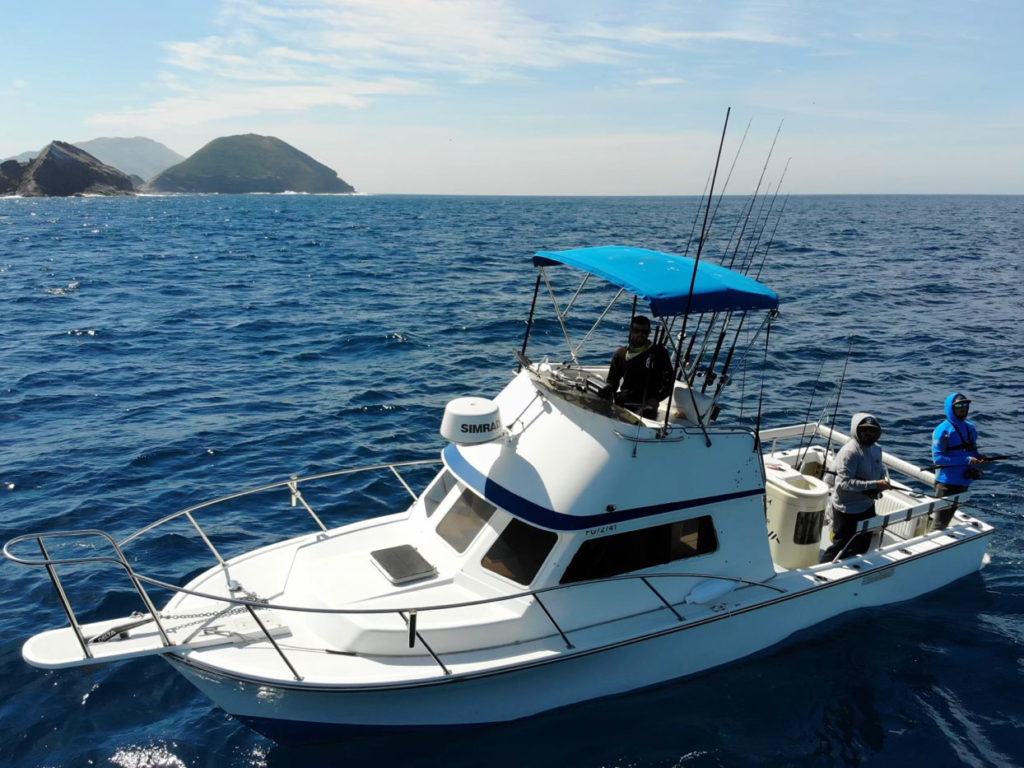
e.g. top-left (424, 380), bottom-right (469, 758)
top-left (4, 137), bottom-right (182, 179)
top-left (6, 149), bottom-right (39, 163)
top-left (74, 137), bottom-right (184, 181)
top-left (147, 134), bottom-right (355, 194)
top-left (2, 141), bottom-right (135, 197)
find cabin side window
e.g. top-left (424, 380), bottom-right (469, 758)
top-left (436, 488), bottom-right (496, 553)
top-left (560, 515), bottom-right (718, 584)
top-left (481, 518), bottom-right (558, 586)
top-left (421, 470), bottom-right (458, 518)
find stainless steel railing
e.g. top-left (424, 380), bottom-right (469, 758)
top-left (5, 456), bottom-right (787, 681)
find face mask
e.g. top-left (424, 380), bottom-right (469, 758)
top-left (857, 427), bottom-right (880, 446)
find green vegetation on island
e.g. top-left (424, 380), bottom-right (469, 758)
top-left (147, 134), bottom-right (355, 194)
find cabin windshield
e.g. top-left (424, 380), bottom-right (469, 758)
top-left (436, 488), bottom-right (496, 553)
top-left (422, 469), bottom-right (458, 518)
top-left (481, 518), bottom-right (558, 585)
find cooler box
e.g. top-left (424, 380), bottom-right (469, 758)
top-left (764, 460), bottom-right (830, 569)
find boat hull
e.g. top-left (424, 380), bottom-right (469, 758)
top-left (167, 531), bottom-right (990, 741)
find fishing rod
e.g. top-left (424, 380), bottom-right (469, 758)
top-left (687, 192), bottom-right (761, 380)
top-left (796, 373), bottom-right (847, 471)
top-left (664, 171), bottom-right (716, 363)
top-left (672, 107), bottom-right (731, 374)
top-left (739, 163), bottom-right (789, 278)
top-left (920, 455), bottom-right (1016, 471)
top-left (705, 178), bottom-right (790, 397)
top-left (667, 107), bottom-right (732, 442)
top-left (750, 187), bottom-right (789, 281)
top-left (678, 121), bottom-right (751, 373)
top-left (706, 118), bottom-right (753, 257)
top-left (752, 318), bottom-right (773, 450)
top-left (518, 274), bottom-right (542, 371)
top-left (819, 341), bottom-right (853, 480)
top-left (680, 170), bottom-right (714, 262)
top-left (686, 123), bottom-right (784, 384)
top-left (723, 120), bottom-right (783, 272)
top-left (710, 182), bottom-right (791, 390)
top-left (793, 362), bottom-right (826, 463)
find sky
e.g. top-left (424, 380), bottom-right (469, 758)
top-left (3, 0), bottom-right (1022, 194)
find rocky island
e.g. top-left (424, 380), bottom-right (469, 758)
top-left (2, 134), bottom-right (355, 197)
top-left (1, 142), bottom-right (135, 197)
top-left (146, 134), bottom-right (355, 194)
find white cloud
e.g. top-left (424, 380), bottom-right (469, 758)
top-left (637, 77), bottom-right (686, 87)
top-left (580, 23), bottom-right (805, 48)
top-left (94, 0), bottom-right (808, 130)
top-left (87, 77), bottom-right (426, 130)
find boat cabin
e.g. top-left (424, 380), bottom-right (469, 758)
top-left (273, 245), bottom-right (783, 654)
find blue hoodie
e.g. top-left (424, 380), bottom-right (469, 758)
top-left (932, 393), bottom-right (981, 486)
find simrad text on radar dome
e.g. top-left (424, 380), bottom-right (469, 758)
top-left (461, 421), bottom-right (501, 434)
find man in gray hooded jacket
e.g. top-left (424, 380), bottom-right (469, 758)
top-left (821, 413), bottom-right (892, 562)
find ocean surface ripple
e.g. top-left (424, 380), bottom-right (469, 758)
top-left (1, 194), bottom-right (1022, 767)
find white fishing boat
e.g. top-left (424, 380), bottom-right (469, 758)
top-left (4, 244), bottom-right (993, 743)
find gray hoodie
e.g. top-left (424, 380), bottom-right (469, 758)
top-left (831, 412), bottom-right (887, 516)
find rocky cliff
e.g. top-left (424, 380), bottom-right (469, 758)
top-left (147, 134), bottom-right (355, 194)
top-left (2, 142), bottom-right (135, 196)
top-left (0, 160), bottom-right (24, 194)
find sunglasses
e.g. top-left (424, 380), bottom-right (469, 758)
top-left (953, 402), bottom-right (970, 409)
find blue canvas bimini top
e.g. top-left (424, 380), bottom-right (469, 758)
top-left (533, 245), bottom-right (779, 316)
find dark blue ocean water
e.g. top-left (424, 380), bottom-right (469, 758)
top-left (1, 194), bottom-right (1022, 768)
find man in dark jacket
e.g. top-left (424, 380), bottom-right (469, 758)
top-left (598, 315), bottom-right (674, 418)
top-left (931, 392), bottom-right (987, 529)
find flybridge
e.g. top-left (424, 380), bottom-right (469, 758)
top-left (520, 244), bottom-right (782, 435)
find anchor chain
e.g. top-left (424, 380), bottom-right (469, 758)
top-left (89, 592), bottom-right (269, 643)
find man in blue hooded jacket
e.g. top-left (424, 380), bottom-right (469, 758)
top-left (931, 392), bottom-right (987, 529)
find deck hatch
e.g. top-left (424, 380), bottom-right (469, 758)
top-left (370, 545), bottom-right (438, 585)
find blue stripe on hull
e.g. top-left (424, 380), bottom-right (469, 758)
top-left (443, 443), bottom-right (763, 531)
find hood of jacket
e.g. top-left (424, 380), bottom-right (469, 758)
top-left (944, 392), bottom-right (969, 425)
top-left (850, 412), bottom-right (879, 434)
